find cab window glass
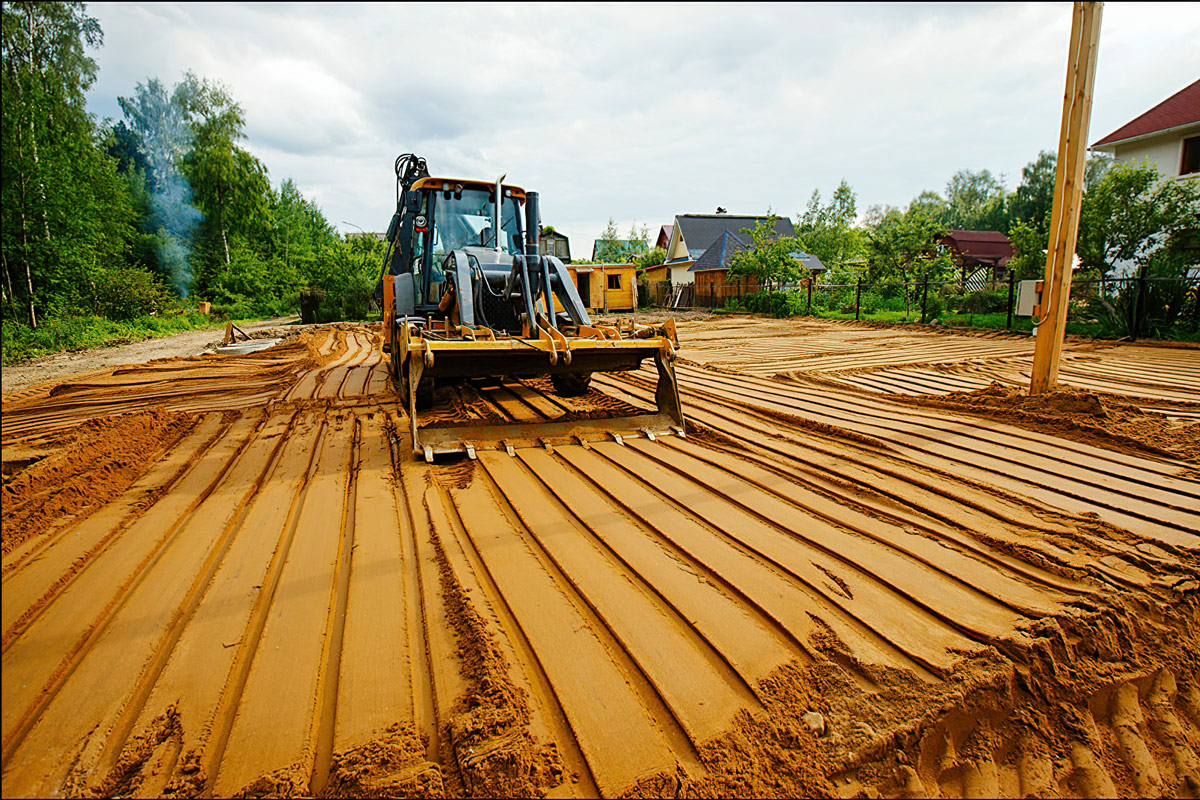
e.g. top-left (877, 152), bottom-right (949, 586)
top-left (430, 189), bottom-right (523, 256)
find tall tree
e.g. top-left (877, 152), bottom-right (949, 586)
top-left (176, 73), bottom-right (268, 277)
top-left (944, 168), bottom-right (1007, 231)
top-left (796, 180), bottom-right (864, 270)
top-left (728, 215), bottom-right (804, 291)
top-left (1009, 151), bottom-right (1056, 235)
top-left (593, 217), bottom-right (635, 263)
top-left (865, 206), bottom-right (947, 316)
top-left (2, 1), bottom-right (135, 327)
top-left (117, 76), bottom-right (202, 293)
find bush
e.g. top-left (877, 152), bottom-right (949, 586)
top-left (91, 265), bottom-right (176, 320)
top-left (743, 290), bottom-right (805, 317)
top-left (858, 289), bottom-right (885, 314)
top-left (952, 289), bottom-right (1008, 314)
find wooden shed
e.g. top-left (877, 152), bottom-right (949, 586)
top-left (552, 263), bottom-right (638, 313)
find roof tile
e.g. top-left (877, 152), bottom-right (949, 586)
top-left (1092, 79), bottom-right (1200, 148)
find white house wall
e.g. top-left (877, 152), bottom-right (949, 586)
top-left (1109, 128), bottom-right (1199, 180)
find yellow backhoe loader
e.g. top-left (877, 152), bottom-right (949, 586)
top-left (376, 154), bottom-right (685, 460)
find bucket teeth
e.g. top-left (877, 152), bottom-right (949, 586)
top-left (396, 318), bottom-right (685, 460)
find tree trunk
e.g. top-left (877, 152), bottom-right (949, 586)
top-left (2, 248), bottom-right (12, 307)
top-left (222, 228), bottom-right (231, 267)
top-left (18, 171), bottom-right (37, 329)
top-left (25, 5), bottom-right (51, 243)
top-left (23, 252), bottom-right (37, 329)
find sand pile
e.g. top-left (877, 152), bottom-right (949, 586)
top-left (898, 383), bottom-right (1200, 463)
top-left (1, 408), bottom-right (199, 555)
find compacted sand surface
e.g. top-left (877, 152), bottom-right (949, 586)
top-left (2, 319), bottom-right (1197, 797)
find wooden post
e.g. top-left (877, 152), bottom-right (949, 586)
top-left (1030, 1), bottom-right (1103, 394)
top-left (1006, 269), bottom-right (1016, 330)
top-left (601, 266), bottom-right (609, 314)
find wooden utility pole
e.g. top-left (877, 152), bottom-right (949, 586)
top-left (1030, 1), bottom-right (1103, 395)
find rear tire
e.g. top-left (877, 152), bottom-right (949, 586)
top-left (551, 372), bottom-right (592, 397)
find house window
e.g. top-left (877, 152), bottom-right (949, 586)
top-left (607, 274), bottom-right (621, 290)
top-left (1182, 136), bottom-right (1200, 176)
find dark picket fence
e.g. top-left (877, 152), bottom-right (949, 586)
top-left (643, 272), bottom-right (1200, 340)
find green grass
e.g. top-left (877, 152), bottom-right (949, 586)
top-left (810, 309), bottom-right (916, 323)
top-left (2, 312), bottom-right (223, 366)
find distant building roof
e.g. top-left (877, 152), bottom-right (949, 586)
top-left (689, 230), bottom-right (750, 272)
top-left (674, 214), bottom-right (796, 261)
top-left (792, 251), bottom-right (827, 272)
top-left (591, 238), bottom-right (648, 262)
top-left (689, 233), bottom-right (829, 274)
top-left (1092, 79), bottom-right (1200, 148)
top-left (941, 230), bottom-right (1013, 263)
top-left (655, 224), bottom-right (674, 250)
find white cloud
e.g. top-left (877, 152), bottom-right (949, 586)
top-left (84, 1), bottom-right (1200, 253)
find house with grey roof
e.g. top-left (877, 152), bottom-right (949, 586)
top-left (661, 213), bottom-right (797, 284)
top-left (689, 229), bottom-right (826, 299)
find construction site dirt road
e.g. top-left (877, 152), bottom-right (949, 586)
top-left (3, 317), bottom-right (1198, 798)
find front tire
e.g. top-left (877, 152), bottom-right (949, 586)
top-left (551, 372), bottom-right (592, 397)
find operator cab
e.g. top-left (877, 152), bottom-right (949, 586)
top-left (383, 178), bottom-right (529, 326)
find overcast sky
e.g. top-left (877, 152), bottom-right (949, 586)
top-left (83, 2), bottom-right (1200, 251)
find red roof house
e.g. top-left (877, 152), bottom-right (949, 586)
top-left (940, 230), bottom-right (1013, 285)
top-left (1092, 79), bottom-right (1200, 180)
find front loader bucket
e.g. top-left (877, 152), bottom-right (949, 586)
top-left (391, 321), bottom-right (685, 461)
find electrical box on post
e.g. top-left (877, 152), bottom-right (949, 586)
top-left (1015, 280), bottom-right (1043, 317)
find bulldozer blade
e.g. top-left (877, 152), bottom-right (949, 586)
top-left (416, 411), bottom-right (682, 461)
top-left (395, 335), bottom-right (685, 460)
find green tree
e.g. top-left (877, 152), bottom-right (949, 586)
top-left (864, 206), bottom-right (946, 316)
top-left (116, 76), bottom-right (202, 293)
top-left (907, 190), bottom-right (949, 225)
top-left (593, 217), bottom-right (622, 262)
top-left (1005, 218), bottom-right (1046, 281)
top-left (636, 246), bottom-right (666, 270)
top-left (2, 1), bottom-right (138, 327)
top-left (592, 218), bottom-right (648, 263)
top-left (1009, 151), bottom-right (1056, 235)
top-left (1009, 151), bottom-right (1115, 237)
top-left (944, 168), bottom-right (1008, 231)
top-left (176, 73), bottom-right (269, 274)
top-left (797, 180), bottom-right (865, 270)
top-left (1077, 160), bottom-right (1200, 278)
top-left (728, 215), bottom-right (804, 291)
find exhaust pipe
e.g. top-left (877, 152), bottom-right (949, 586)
top-left (524, 192), bottom-right (555, 326)
top-left (494, 173), bottom-right (505, 253)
